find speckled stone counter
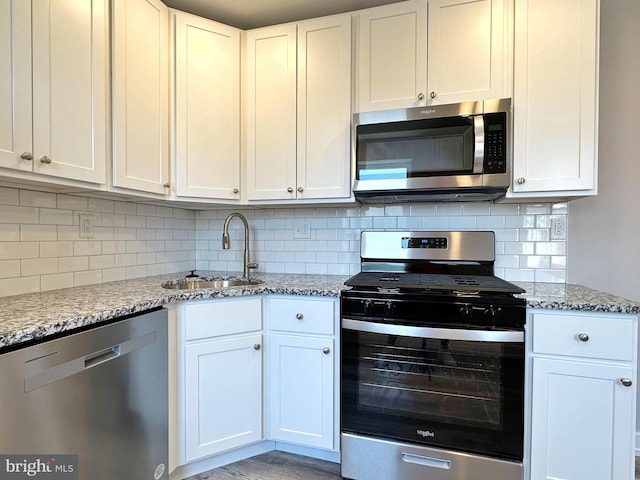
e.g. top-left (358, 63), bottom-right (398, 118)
top-left (1, 272), bottom-right (638, 352)
top-left (0, 272), bottom-right (349, 351)
top-left (516, 282), bottom-right (640, 314)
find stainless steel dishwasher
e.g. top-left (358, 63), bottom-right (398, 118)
top-left (0, 308), bottom-right (168, 480)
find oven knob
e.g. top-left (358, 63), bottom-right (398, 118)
top-left (459, 305), bottom-right (472, 322)
top-left (363, 299), bottom-right (372, 314)
top-left (484, 306), bottom-right (497, 324)
top-left (385, 301), bottom-right (396, 315)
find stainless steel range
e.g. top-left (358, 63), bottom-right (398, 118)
top-left (340, 230), bottom-right (526, 480)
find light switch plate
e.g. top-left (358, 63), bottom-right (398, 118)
top-left (293, 220), bottom-right (311, 239)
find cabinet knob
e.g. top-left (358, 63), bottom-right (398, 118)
top-left (295, 313), bottom-right (303, 320)
top-left (39, 155), bottom-right (52, 164)
top-left (429, 91), bottom-right (436, 99)
top-left (621, 378), bottom-right (633, 387)
top-left (417, 92), bottom-right (425, 100)
top-left (20, 152), bottom-right (33, 161)
top-left (287, 187), bottom-right (294, 193)
top-left (577, 333), bottom-right (589, 342)
top-left (233, 188), bottom-right (239, 194)
top-left (297, 186), bottom-right (304, 193)
top-left (254, 344), bottom-right (261, 350)
top-left (323, 347), bottom-right (330, 355)
top-left (163, 183), bottom-right (170, 188)
top-left (517, 177), bottom-right (526, 185)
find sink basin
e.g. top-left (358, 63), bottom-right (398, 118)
top-left (162, 278), bottom-right (263, 290)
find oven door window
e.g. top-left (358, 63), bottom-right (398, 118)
top-left (341, 328), bottom-right (524, 461)
top-left (356, 117), bottom-right (475, 180)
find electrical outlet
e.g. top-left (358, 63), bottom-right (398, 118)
top-left (550, 216), bottom-right (566, 240)
top-left (79, 214), bottom-right (95, 239)
top-left (293, 220), bottom-right (311, 239)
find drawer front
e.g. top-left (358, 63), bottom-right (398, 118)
top-left (532, 312), bottom-right (634, 361)
top-left (185, 297), bottom-right (262, 340)
top-left (269, 297), bottom-right (335, 335)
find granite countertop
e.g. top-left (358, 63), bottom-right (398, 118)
top-left (1, 271), bottom-right (639, 352)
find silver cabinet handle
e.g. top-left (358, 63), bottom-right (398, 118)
top-left (287, 187), bottom-right (294, 193)
top-left (233, 188), bottom-right (239, 194)
top-left (296, 313), bottom-right (303, 320)
top-left (417, 92), bottom-right (425, 100)
top-left (517, 177), bottom-right (526, 185)
top-left (39, 155), bottom-right (52, 164)
top-left (297, 186), bottom-right (303, 193)
top-left (621, 378), bottom-right (633, 387)
top-left (429, 91), bottom-right (436, 99)
top-left (577, 333), bottom-right (589, 342)
top-left (20, 151), bottom-right (33, 161)
top-left (323, 347), bottom-right (330, 355)
top-left (254, 344), bottom-right (261, 350)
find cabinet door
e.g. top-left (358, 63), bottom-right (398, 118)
top-left (31, 0), bottom-right (107, 184)
top-left (112, 0), bottom-right (169, 195)
top-left (510, 0), bottom-right (598, 196)
top-left (245, 25), bottom-right (297, 201)
top-left (530, 358), bottom-right (634, 480)
top-left (427, 0), bottom-right (510, 105)
top-left (357, 0), bottom-right (427, 112)
top-left (173, 12), bottom-right (241, 200)
top-left (297, 15), bottom-right (352, 200)
top-left (269, 334), bottom-right (334, 449)
top-left (185, 334), bottom-right (262, 461)
top-left (0, 0), bottom-right (32, 172)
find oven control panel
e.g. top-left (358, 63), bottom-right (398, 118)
top-left (401, 237), bottom-right (448, 249)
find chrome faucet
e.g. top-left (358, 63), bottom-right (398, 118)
top-left (222, 212), bottom-right (258, 278)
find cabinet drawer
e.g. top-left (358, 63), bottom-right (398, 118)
top-left (532, 312), bottom-right (634, 361)
top-left (184, 297), bottom-right (262, 340)
top-left (269, 297), bottom-right (335, 335)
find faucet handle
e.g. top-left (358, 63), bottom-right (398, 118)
top-left (247, 262), bottom-right (259, 270)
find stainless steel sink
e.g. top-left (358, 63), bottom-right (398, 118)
top-left (162, 278), bottom-right (263, 290)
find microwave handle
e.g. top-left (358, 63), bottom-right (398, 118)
top-left (342, 318), bottom-right (524, 343)
top-left (473, 115), bottom-right (485, 174)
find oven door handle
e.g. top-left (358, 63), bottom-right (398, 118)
top-left (342, 318), bottom-right (524, 343)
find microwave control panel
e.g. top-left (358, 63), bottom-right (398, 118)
top-left (483, 112), bottom-right (507, 174)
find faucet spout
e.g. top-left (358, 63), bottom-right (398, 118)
top-left (222, 213), bottom-right (258, 278)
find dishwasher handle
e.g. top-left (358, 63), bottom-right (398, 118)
top-left (84, 345), bottom-right (121, 369)
top-left (25, 331), bottom-right (156, 392)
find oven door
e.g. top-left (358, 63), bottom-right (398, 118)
top-left (341, 318), bottom-right (524, 461)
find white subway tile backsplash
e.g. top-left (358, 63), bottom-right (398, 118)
top-left (0, 260), bottom-right (20, 279)
top-left (0, 185), bottom-right (569, 297)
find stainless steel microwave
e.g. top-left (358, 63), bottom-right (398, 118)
top-left (352, 98), bottom-right (511, 203)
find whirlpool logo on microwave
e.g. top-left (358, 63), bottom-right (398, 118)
top-left (416, 429), bottom-right (435, 438)
top-left (0, 455), bottom-right (77, 480)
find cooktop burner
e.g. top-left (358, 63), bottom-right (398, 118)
top-left (345, 271), bottom-right (525, 294)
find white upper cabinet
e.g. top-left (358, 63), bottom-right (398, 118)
top-left (509, 0), bottom-right (599, 199)
top-left (245, 14), bottom-right (352, 202)
top-left (356, 0), bottom-right (427, 112)
top-left (172, 11), bottom-right (241, 201)
top-left (356, 0), bottom-right (510, 112)
top-left (245, 24), bottom-right (298, 201)
top-left (427, 0), bottom-right (511, 105)
top-left (296, 16), bottom-right (352, 200)
top-left (0, 0), bottom-right (107, 184)
top-left (112, 0), bottom-right (170, 195)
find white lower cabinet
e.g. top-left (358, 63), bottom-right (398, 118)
top-left (528, 310), bottom-right (637, 480)
top-left (179, 297), bottom-right (263, 463)
top-left (268, 296), bottom-right (339, 450)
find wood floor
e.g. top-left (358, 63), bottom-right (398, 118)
top-left (186, 451), bottom-right (342, 480)
top-left (186, 451), bottom-right (640, 480)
